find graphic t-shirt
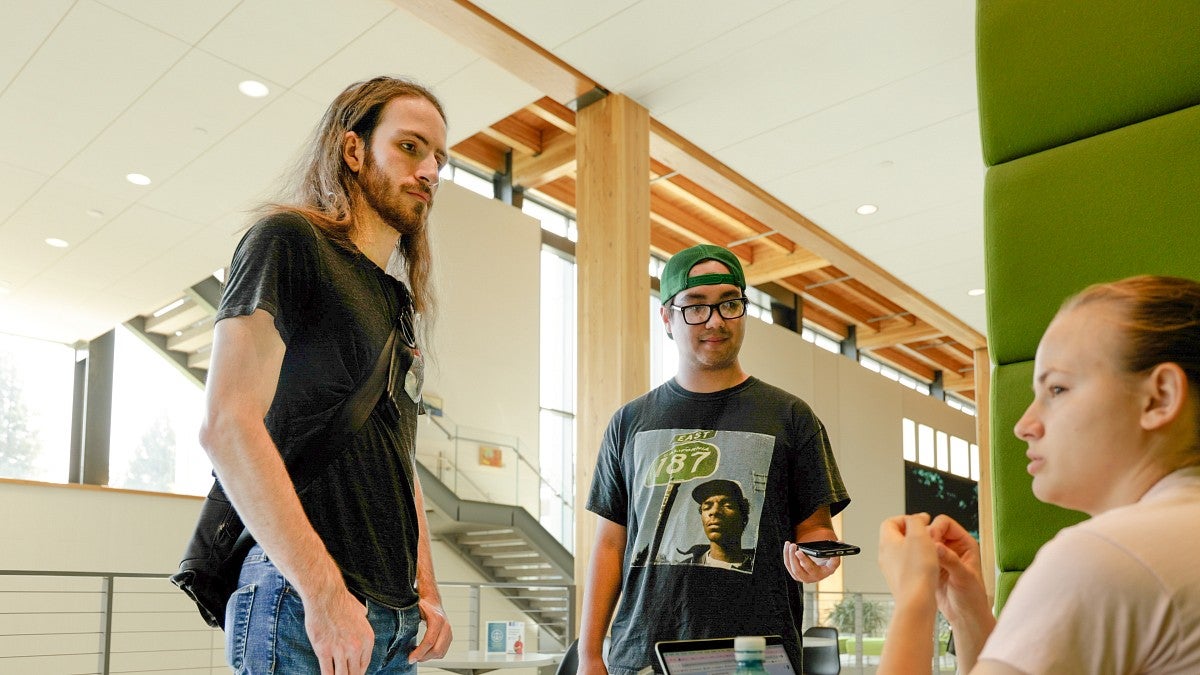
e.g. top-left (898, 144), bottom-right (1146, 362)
top-left (587, 377), bottom-right (850, 674)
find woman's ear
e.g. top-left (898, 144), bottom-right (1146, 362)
top-left (1140, 362), bottom-right (1188, 431)
top-left (342, 131), bottom-right (365, 173)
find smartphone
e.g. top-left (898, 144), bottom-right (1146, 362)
top-left (797, 540), bottom-right (861, 558)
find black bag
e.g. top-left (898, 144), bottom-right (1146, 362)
top-left (171, 327), bottom-right (397, 629)
top-left (170, 481), bottom-right (254, 628)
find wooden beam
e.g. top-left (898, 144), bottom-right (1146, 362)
top-left (974, 347), bottom-right (995, 600)
top-left (857, 323), bottom-right (943, 350)
top-left (391, 0), bottom-right (599, 105)
top-left (648, 119), bottom-right (986, 351)
top-left (574, 94), bottom-right (650, 624)
top-left (744, 249), bottom-right (829, 286)
top-left (943, 370), bottom-right (976, 392)
top-left (526, 97), bottom-right (577, 134)
top-left (512, 132), bottom-right (577, 188)
top-left (481, 117), bottom-right (543, 155)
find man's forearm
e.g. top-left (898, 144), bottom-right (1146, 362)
top-left (412, 475), bottom-right (441, 603)
top-left (203, 416), bottom-right (344, 603)
top-left (579, 535), bottom-right (624, 660)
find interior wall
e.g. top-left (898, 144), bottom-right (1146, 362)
top-left (416, 182), bottom-right (543, 514)
top-left (739, 319), bottom-right (977, 595)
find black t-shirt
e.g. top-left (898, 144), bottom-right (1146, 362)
top-left (218, 210), bottom-right (421, 608)
top-left (587, 377), bottom-right (850, 674)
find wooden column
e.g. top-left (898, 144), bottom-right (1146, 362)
top-left (973, 346), bottom-right (996, 601)
top-left (573, 94), bottom-right (651, 621)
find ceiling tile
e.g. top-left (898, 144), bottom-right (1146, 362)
top-left (0, 0), bottom-right (187, 176)
top-left (139, 90), bottom-right (325, 225)
top-left (0, 161), bottom-right (49, 226)
top-left (40, 205), bottom-right (201, 288)
top-left (95, 0), bottom-right (240, 44)
top-left (107, 225), bottom-right (239, 309)
top-left (56, 49), bottom-right (285, 201)
top-left (197, 0), bottom-right (395, 87)
top-left (718, 54), bottom-right (977, 183)
top-left (433, 59), bottom-right (542, 146)
top-left (647, 0), bottom-right (972, 145)
top-left (471, 0), bottom-right (638, 49)
top-left (291, 9), bottom-right (479, 104)
top-left (0, 1), bottom-right (73, 89)
top-left (556, 0), bottom-right (790, 91)
top-left (616, 0), bottom-right (840, 98)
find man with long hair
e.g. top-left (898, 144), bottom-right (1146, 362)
top-left (198, 76), bottom-right (451, 674)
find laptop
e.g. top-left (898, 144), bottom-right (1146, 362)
top-left (654, 635), bottom-right (797, 675)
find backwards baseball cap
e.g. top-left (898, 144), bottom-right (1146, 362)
top-left (659, 244), bottom-right (746, 305)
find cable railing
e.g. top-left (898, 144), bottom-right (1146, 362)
top-left (0, 570), bottom-right (575, 673)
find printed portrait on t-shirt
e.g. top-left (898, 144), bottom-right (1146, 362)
top-left (626, 428), bottom-right (773, 574)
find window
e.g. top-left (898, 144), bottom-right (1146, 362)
top-left (0, 333), bottom-right (74, 482)
top-left (109, 326), bottom-right (210, 495)
top-left (744, 287), bottom-right (774, 325)
top-left (524, 199), bottom-right (577, 242)
top-left (442, 161), bottom-right (494, 199)
top-left (651, 295), bottom-right (679, 387)
top-left (903, 417), bottom-right (979, 481)
top-left (536, 201), bottom-right (578, 549)
top-left (809, 330), bottom-right (841, 354)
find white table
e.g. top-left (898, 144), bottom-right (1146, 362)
top-left (426, 651), bottom-right (562, 675)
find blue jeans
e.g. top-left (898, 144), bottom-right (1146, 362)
top-left (226, 545), bottom-right (420, 674)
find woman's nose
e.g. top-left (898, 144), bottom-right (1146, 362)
top-left (1013, 403), bottom-right (1042, 441)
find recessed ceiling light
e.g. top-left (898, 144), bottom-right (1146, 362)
top-left (45, 237), bottom-right (69, 248)
top-left (238, 80), bottom-right (270, 98)
top-left (967, 288), bottom-right (985, 297)
top-left (126, 173), bottom-right (152, 186)
top-left (86, 208), bottom-right (105, 219)
top-left (856, 204), bottom-right (878, 215)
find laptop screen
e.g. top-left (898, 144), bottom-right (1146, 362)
top-left (654, 636), bottom-right (796, 675)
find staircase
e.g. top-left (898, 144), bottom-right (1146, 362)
top-left (125, 275), bottom-right (223, 387)
top-left (416, 462), bottom-right (575, 646)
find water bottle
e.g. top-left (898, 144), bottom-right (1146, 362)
top-left (734, 636), bottom-right (768, 675)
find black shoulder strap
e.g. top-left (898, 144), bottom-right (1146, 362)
top-left (228, 325), bottom-right (396, 553)
top-left (288, 326), bottom-right (397, 491)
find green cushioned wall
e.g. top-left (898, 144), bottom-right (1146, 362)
top-left (995, 571), bottom-right (1021, 611)
top-left (990, 362), bottom-right (1086, 575)
top-left (985, 103), bottom-right (1200, 366)
top-left (977, 0), bottom-right (1200, 165)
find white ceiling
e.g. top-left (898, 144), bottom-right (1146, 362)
top-left (0, 0), bottom-right (986, 345)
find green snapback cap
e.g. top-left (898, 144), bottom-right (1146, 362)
top-left (659, 244), bottom-right (746, 305)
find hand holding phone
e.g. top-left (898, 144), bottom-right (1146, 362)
top-left (796, 540), bottom-right (861, 558)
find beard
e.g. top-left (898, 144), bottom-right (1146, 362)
top-left (357, 151), bottom-right (432, 235)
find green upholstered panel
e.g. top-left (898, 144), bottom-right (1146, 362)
top-left (995, 571), bottom-right (1021, 612)
top-left (977, 0), bottom-right (1200, 166)
top-left (990, 362), bottom-right (1087, 610)
top-left (985, 103), bottom-right (1200, 365)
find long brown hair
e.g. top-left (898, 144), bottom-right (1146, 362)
top-left (269, 76), bottom-right (446, 319)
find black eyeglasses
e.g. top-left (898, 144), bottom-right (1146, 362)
top-left (669, 297), bottom-right (749, 325)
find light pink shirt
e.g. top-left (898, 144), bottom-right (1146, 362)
top-left (980, 466), bottom-right (1200, 674)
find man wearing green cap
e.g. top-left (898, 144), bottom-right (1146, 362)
top-left (579, 244), bottom-right (851, 675)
